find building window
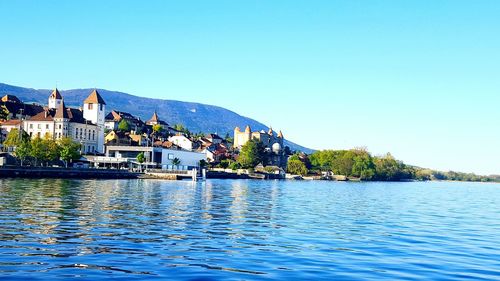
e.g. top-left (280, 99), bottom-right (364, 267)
top-left (168, 153), bottom-right (174, 160)
top-left (38, 124), bottom-right (41, 129)
top-left (29, 124), bottom-right (33, 129)
top-left (46, 124), bottom-right (49, 129)
top-left (58, 124), bottom-right (62, 129)
top-left (92, 130), bottom-right (95, 140)
top-left (88, 103), bottom-right (93, 110)
top-left (99, 104), bottom-right (103, 110)
top-left (75, 128), bottom-right (78, 138)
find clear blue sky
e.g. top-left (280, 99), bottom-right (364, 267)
top-left (1, 0), bottom-right (499, 175)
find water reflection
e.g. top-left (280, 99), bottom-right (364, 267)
top-left (0, 179), bottom-right (499, 280)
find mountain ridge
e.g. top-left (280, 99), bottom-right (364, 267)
top-left (0, 82), bottom-right (313, 153)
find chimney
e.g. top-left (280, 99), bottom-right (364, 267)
top-left (44, 111), bottom-right (48, 118)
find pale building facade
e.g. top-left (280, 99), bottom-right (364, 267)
top-left (160, 148), bottom-right (206, 170)
top-left (168, 134), bottom-right (194, 151)
top-left (233, 125), bottom-right (286, 168)
top-left (83, 90), bottom-right (106, 153)
top-left (233, 126), bottom-right (284, 150)
top-left (22, 88), bottom-right (106, 154)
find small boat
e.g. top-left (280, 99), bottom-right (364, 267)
top-left (248, 173), bottom-right (266, 179)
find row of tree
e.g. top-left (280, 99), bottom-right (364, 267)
top-left (287, 148), bottom-right (500, 182)
top-left (304, 149), bottom-right (413, 181)
top-left (414, 169), bottom-right (500, 182)
top-left (3, 129), bottom-right (82, 167)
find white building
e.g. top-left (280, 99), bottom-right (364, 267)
top-left (83, 89), bottom-right (106, 153)
top-left (168, 134), bottom-right (194, 151)
top-left (97, 145), bottom-right (205, 170)
top-left (23, 88), bottom-right (107, 154)
top-left (160, 148), bottom-right (206, 170)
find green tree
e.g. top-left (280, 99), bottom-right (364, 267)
top-left (30, 137), bottom-right (47, 166)
top-left (0, 105), bottom-right (9, 120)
top-left (224, 133), bottom-right (234, 144)
top-left (59, 137), bottom-right (81, 168)
top-left (3, 128), bottom-right (29, 150)
top-left (118, 119), bottom-right (131, 132)
top-left (218, 159), bottom-right (231, 169)
top-left (136, 152), bottom-right (145, 163)
top-left (173, 124), bottom-right (185, 132)
top-left (415, 169), bottom-right (432, 181)
top-left (136, 152), bottom-right (145, 172)
top-left (287, 159), bottom-right (308, 176)
top-left (152, 124), bottom-right (163, 134)
top-left (15, 140), bottom-right (31, 166)
top-left (173, 124), bottom-right (191, 136)
top-left (237, 139), bottom-right (265, 169)
top-left (43, 136), bottom-right (60, 165)
top-left (374, 153), bottom-right (411, 181)
top-left (351, 150), bottom-right (376, 180)
top-left (228, 161), bottom-right (240, 170)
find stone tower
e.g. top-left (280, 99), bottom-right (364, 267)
top-left (83, 89), bottom-right (106, 153)
top-left (48, 88), bottom-right (63, 109)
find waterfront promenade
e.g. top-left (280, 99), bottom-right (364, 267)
top-left (0, 166), bottom-right (140, 179)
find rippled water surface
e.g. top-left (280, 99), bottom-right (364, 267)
top-left (0, 179), bottom-right (499, 280)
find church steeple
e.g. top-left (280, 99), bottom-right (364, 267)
top-left (48, 88), bottom-right (63, 109)
top-left (147, 111), bottom-right (160, 125)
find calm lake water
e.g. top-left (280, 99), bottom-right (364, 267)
top-left (0, 179), bottom-right (499, 280)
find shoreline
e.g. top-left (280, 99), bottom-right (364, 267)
top-left (0, 167), bottom-right (497, 184)
top-left (0, 166), bottom-right (140, 179)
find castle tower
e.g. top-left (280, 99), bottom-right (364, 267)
top-left (48, 88), bottom-right (63, 109)
top-left (277, 130), bottom-right (284, 145)
top-left (83, 89), bottom-right (106, 153)
top-left (244, 125), bottom-right (252, 142)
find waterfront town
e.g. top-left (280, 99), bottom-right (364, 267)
top-left (0, 89), bottom-right (291, 179)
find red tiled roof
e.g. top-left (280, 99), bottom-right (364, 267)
top-left (28, 107), bottom-right (87, 123)
top-left (0, 119), bottom-right (22, 126)
top-left (29, 110), bottom-right (54, 121)
top-left (84, 89), bottom-right (106, 104)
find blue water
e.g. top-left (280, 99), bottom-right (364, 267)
top-left (0, 179), bottom-right (499, 280)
